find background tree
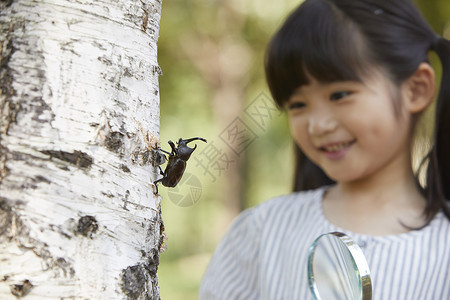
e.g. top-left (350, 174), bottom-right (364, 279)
top-left (0, 0), bottom-right (163, 299)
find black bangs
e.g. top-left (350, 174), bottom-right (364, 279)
top-left (265, 0), bottom-right (372, 108)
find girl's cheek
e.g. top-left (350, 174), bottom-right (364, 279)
top-left (288, 115), bottom-right (295, 132)
top-left (288, 119), bottom-right (301, 141)
top-left (289, 121), bottom-right (310, 153)
top-left (289, 116), bottom-right (306, 138)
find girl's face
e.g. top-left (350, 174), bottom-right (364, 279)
top-left (287, 73), bottom-right (413, 184)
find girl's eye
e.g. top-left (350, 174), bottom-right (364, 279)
top-left (288, 102), bottom-right (306, 110)
top-left (330, 91), bottom-right (352, 101)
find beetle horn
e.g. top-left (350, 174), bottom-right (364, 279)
top-left (182, 137), bottom-right (207, 144)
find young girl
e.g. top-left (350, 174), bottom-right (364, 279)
top-left (200, 0), bottom-right (450, 299)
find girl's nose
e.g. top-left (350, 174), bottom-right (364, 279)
top-left (307, 110), bottom-right (338, 136)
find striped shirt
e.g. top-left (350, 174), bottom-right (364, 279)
top-left (199, 187), bottom-right (450, 299)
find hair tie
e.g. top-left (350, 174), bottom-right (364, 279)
top-left (431, 35), bottom-right (441, 51)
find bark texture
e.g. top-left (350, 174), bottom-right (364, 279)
top-left (0, 0), bottom-right (163, 299)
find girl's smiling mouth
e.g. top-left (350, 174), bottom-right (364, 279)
top-left (319, 140), bottom-right (356, 159)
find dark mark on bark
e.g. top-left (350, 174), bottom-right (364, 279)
top-left (123, 68), bottom-right (133, 78)
top-left (144, 248), bottom-right (159, 276)
top-left (121, 264), bottom-right (147, 299)
top-left (152, 65), bottom-right (162, 76)
top-left (0, 28), bottom-right (20, 182)
top-left (122, 190), bottom-right (130, 211)
top-left (120, 238), bottom-right (161, 299)
top-left (1, 275), bottom-right (10, 281)
top-left (0, 198), bottom-right (12, 238)
top-left (102, 191), bottom-right (114, 198)
top-left (121, 164), bottom-right (131, 173)
top-left (158, 219), bottom-right (167, 253)
top-left (31, 96), bottom-right (55, 123)
top-left (76, 215), bottom-right (98, 238)
top-left (49, 224), bottom-right (72, 240)
top-left (10, 279), bottom-right (33, 297)
top-left (131, 147), bottom-right (153, 166)
top-left (0, 101), bottom-right (21, 134)
top-left (0, 25), bottom-right (20, 136)
top-left (0, 145), bottom-right (8, 182)
top-left (97, 55), bottom-right (112, 66)
top-left (142, 10), bottom-right (149, 33)
top-left (58, 165), bottom-right (70, 171)
top-left (54, 257), bottom-right (75, 277)
top-left (146, 248), bottom-right (161, 300)
top-left (92, 41), bottom-right (106, 51)
top-left (121, 259), bottom-right (160, 300)
top-left (0, 0), bottom-right (14, 10)
top-left (21, 174), bottom-right (51, 190)
top-left (0, 199), bottom-right (32, 246)
top-left (140, 149), bottom-right (151, 166)
top-left (105, 131), bottom-right (124, 153)
top-left (35, 175), bottom-right (50, 184)
top-left (40, 150), bottom-right (93, 169)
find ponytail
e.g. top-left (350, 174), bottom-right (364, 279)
top-left (426, 36), bottom-right (450, 220)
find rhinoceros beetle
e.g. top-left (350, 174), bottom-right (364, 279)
top-left (154, 137), bottom-right (207, 193)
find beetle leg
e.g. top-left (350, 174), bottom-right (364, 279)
top-left (153, 178), bottom-right (162, 194)
top-left (152, 166), bottom-right (166, 195)
top-left (158, 148), bottom-right (171, 156)
top-left (168, 140), bottom-right (177, 155)
top-left (158, 166), bottom-right (164, 176)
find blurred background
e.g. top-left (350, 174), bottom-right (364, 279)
top-left (156, 0), bottom-right (450, 299)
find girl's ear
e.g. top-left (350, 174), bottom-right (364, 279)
top-left (403, 62), bottom-right (436, 114)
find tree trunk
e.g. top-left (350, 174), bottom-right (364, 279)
top-left (0, 0), bottom-right (163, 299)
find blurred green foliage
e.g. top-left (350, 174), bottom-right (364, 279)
top-left (156, 0), bottom-right (450, 299)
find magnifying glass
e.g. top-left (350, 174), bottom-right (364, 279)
top-left (307, 232), bottom-right (372, 300)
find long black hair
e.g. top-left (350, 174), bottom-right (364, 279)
top-left (265, 0), bottom-right (450, 222)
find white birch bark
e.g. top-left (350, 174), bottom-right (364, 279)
top-left (0, 0), bottom-right (164, 299)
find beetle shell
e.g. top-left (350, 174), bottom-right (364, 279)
top-left (161, 156), bottom-right (187, 187)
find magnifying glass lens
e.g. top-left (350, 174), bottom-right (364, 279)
top-left (307, 232), bottom-right (372, 300)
